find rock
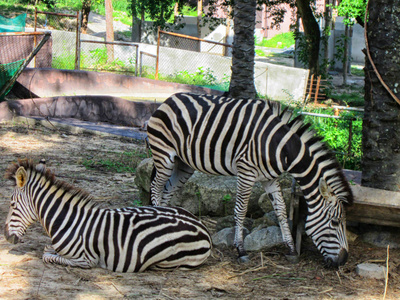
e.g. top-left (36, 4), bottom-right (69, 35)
top-left (212, 227), bottom-right (250, 248)
top-left (356, 263), bottom-right (387, 280)
top-left (258, 193), bottom-right (273, 213)
top-left (244, 226), bottom-right (284, 251)
top-left (134, 158), bottom-right (154, 206)
top-left (362, 231), bottom-right (400, 249)
top-left (135, 158), bottom-right (265, 217)
top-left (346, 230), bottom-right (359, 243)
top-left (258, 187), bottom-right (293, 214)
top-left (215, 215), bottom-right (254, 232)
top-left (253, 212), bottom-right (279, 229)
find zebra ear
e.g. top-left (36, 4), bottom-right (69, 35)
top-left (319, 178), bottom-right (333, 200)
top-left (15, 167), bottom-right (28, 188)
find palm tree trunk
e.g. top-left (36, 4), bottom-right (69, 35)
top-left (362, 0), bottom-right (400, 191)
top-left (228, 0), bottom-right (257, 99)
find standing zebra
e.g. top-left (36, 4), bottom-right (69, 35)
top-left (147, 92), bottom-right (353, 267)
top-left (4, 159), bottom-right (211, 272)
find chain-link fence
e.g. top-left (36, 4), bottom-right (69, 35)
top-left (34, 8), bottom-right (79, 70)
top-left (0, 31), bottom-right (51, 99)
top-left (80, 40), bottom-right (139, 75)
top-left (154, 30), bottom-right (232, 91)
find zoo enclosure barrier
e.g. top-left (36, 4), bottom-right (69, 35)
top-left (79, 39), bottom-right (139, 76)
top-left (299, 105), bottom-right (364, 169)
top-left (154, 29), bottom-right (233, 90)
top-left (34, 8), bottom-right (79, 69)
top-left (0, 31), bottom-right (51, 99)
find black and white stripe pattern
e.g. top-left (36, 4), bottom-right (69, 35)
top-left (4, 159), bottom-right (211, 272)
top-left (147, 92), bottom-right (353, 267)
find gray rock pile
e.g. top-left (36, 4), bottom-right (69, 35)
top-left (135, 158), bottom-right (294, 252)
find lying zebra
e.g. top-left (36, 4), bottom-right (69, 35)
top-left (4, 159), bottom-right (212, 272)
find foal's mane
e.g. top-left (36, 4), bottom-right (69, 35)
top-left (5, 158), bottom-right (95, 207)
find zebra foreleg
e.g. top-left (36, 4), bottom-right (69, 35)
top-left (234, 172), bottom-right (256, 263)
top-left (262, 180), bottom-right (297, 256)
top-left (42, 245), bottom-right (94, 269)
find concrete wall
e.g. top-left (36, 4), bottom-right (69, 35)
top-left (255, 62), bottom-right (309, 102)
top-left (15, 68), bottom-right (225, 100)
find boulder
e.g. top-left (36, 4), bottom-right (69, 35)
top-left (356, 263), bottom-right (387, 280)
top-left (244, 226), bottom-right (284, 251)
top-left (215, 215), bottom-right (254, 232)
top-left (135, 158), bottom-right (266, 217)
top-left (252, 212), bottom-right (279, 229)
top-left (212, 227), bottom-right (250, 248)
top-left (362, 231), bottom-right (400, 249)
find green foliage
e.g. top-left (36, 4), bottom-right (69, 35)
top-left (326, 89), bottom-right (364, 107)
top-left (336, 0), bottom-right (367, 26)
top-left (82, 149), bottom-right (148, 173)
top-left (52, 52), bottom-right (75, 70)
top-left (222, 194), bottom-right (232, 216)
top-left (301, 108), bottom-right (363, 170)
top-left (141, 67), bottom-right (229, 92)
top-left (81, 47), bottom-right (136, 74)
top-left (256, 32), bottom-right (295, 49)
top-left (351, 66), bottom-right (364, 77)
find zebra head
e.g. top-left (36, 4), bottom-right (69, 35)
top-left (305, 177), bottom-right (350, 268)
top-left (4, 164), bottom-right (40, 244)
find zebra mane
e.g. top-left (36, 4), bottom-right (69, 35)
top-left (271, 103), bottom-right (354, 206)
top-left (5, 158), bottom-right (96, 207)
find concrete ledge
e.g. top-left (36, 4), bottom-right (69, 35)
top-left (15, 68), bottom-right (225, 100)
top-left (1, 95), bottom-right (160, 128)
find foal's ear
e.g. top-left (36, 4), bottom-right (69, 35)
top-left (15, 167), bottom-right (28, 188)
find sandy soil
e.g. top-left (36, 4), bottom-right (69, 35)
top-left (0, 120), bottom-right (399, 300)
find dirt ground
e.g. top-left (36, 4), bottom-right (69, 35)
top-left (1, 120), bottom-right (400, 300)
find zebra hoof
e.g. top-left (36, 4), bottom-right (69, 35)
top-left (285, 253), bottom-right (299, 264)
top-left (237, 255), bottom-right (250, 264)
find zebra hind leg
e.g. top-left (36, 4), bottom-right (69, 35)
top-left (161, 159), bottom-right (194, 206)
top-left (262, 180), bottom-right (298, 258)
top-left (42, 245), bottom-right (93, 269)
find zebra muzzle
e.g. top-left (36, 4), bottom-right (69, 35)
top-left (4, 225), bottom-right (19, 244)
top-left (324, 248), bottom-right (348, 268)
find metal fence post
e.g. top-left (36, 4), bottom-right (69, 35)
top-left (75, 11), bottom-right (81, 70)
top-left (155, 27), bottom-right (160, 80)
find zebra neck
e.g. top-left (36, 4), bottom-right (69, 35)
top-left (32, 176), bottom-right (95, 237)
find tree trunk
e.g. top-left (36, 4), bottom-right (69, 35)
top-left (197, 0), bottom-right (203, 51)
top-left (296, 0), bottom-right (321, 75)
top-left (362, 0), bottom-right (400, 191)
top-left (105, 0), bottom-right (114, 62)
top-left (81, 0), bottom-right (91, 34)
top-left (228, 0), bottom-right (257, 99)
top-left (322, 0), bottom-right (332, 76)
top-left (342, 22), bottom-right (349, 85)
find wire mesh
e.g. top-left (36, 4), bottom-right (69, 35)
top-left (80, 40), bottom-right (139, 75)
top-left (155, 31), bottom-right (232, 91)
top-left (0, 33), bottom-right (52, 67)
top-left (34, 10), bottom-right (78, 70)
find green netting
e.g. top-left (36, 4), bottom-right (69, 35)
top-left (0, 13), bottom-right (26, 33)
top-left (0, 60), bottom-right (25, 100)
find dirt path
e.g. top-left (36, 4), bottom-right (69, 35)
top-left (0, 120), bottom-right (399, 299)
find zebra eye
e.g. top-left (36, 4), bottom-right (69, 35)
top-left (331, 219), bottom-right (339, 227)
top-left (10, 200), bottom-right (17, 209)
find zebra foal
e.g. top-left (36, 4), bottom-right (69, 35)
top-left (147, 92), bottom-right (353, 268)
top-left (4, 159), bottom-right (211, 272)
